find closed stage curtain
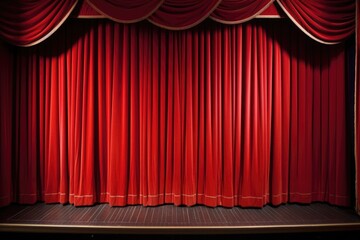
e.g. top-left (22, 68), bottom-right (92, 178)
top-left (0, 19), bottom-right (352, 207)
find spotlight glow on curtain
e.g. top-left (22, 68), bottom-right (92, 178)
top-left (0, 19), bottom-right (352, 207)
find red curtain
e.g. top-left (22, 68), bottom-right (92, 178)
top-left (72, 0), bottom-right (100, 17)
top-left (0, 0), bottom-right (77, 46)
top-left (87, 0), bottom-right (164, 23)
top-left (277, 0), bottom-right (355, 44)
top-left (210, 0), bottom-right (274, 24)
top-left (0, 19), bottom-right (351, 207)
top-left (0, 1), bottom-right (355, 45)
top-left (148, 0), bottom-right (221, 30)
top-left (76, 0), bottom-right (281, 19)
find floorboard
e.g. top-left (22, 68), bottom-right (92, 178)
top-left (1, 202), bottom-right (360, 237)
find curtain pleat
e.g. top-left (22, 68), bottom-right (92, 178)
top-left (0, 19), bottom-right (352, 208)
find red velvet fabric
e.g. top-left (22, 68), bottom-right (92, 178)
top-left (0, 19), bottom-right (351, 207)
top-left (260, 1), bottom-right (285, 17)
top-left (87, 0), bottom-right (163, 22)
top-left (277, 0), bottom-right (355, 44)
top-left (0, 0), bottom-right (77, 46)
top-left (0, 0), bottom-right (356, 211)
top-left (148, 0), bottom-right (221, 30)
top-left (72, 0), bottom-right (100, 17)
top-left (210, 0), bottom-right (273, 23)
top-left (0, 1), bottom-right (356, 45)
top-left (75, 1), bottom-right (283, 19)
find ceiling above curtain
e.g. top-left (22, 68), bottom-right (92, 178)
top-left (0, 0), bottom-right (355, 46)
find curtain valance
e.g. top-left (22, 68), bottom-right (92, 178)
top-left (277, 0), bottom-right (355, 44)
top-left (0, 0), bottom-right (78, 46)
top-left (0, 0), bottom-right (355, 46)
top-left (210, 0), bottom-right (274, 24)
top-left (87, 0), bottom-right (164, 23)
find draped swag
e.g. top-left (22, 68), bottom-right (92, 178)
top-left (0, 1), bottom-right (355, 45)
top-left (0, 0), bottom-right (78, 46)
top-left (0, 0), bottom-right (358, 213)
top-left (0, 19), bottom-right (352, 207)
top-left (87, 0), bottom-right (164, 23)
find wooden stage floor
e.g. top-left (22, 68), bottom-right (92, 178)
top-left (1, 202), bottom-right (360, 238)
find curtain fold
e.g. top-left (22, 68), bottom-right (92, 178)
top-left (147, 0), bottom-right (221, 30)
top-left (73, 0), bottom-right (102, 18)
top-left (210, 0), bottom-right (274, 24)
top-left (277, 0), bottom-right (355, 44)
top-left (0, 1), bottom-right (356, 46)
top-left (0, 0), bottom-right (78, 46)
top-left (0, 19), bottom-right (352, 208)
top-left (86, 0), bottom-right (164, 23)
